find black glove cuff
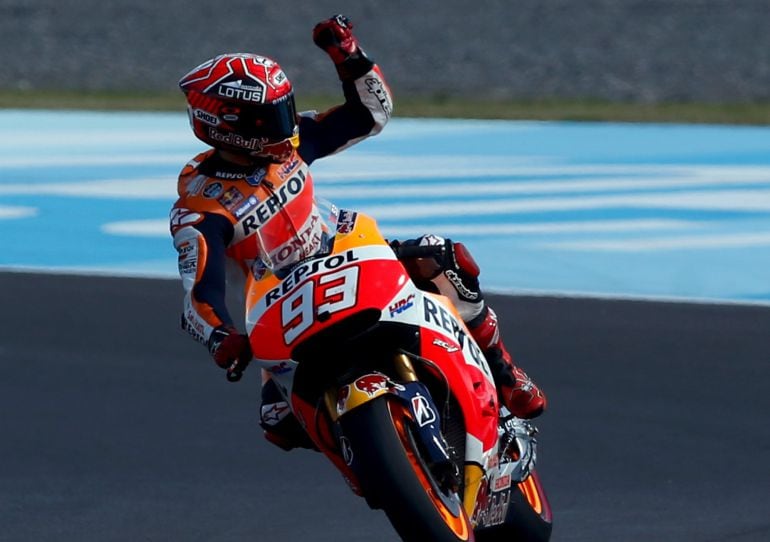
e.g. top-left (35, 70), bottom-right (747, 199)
top-left (207, 326), bottom-right (231, 356)
top-left (335, 49), bottom-right (375, 81)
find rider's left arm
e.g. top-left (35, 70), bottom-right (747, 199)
top-left (298, 15), bottom-right (393, 165)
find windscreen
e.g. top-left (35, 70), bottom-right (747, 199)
top-left (256, 195), bottom-right (338, 273)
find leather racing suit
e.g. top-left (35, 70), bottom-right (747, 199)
top-left (170, 57), bottom-right (545, 451)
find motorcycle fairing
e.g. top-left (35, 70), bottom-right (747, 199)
top-left (245, 243), bottom-right (404, 361)
top-left (385, 286), bottom-right (496, 387)
top-left (243, 210), bottom-right (508, 516)
top-left (385, 285), bottom-right (500, 463)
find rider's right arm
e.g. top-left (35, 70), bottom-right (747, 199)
top-left (172, 212), bottom-right (235, 346)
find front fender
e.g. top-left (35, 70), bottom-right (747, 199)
top-left (330, 372), bottom-right (407, 421)
top-left (330, 372), bottom-right (453, 469)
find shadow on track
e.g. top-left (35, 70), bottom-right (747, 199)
top-left (1, 272), bottom-right (769, 541)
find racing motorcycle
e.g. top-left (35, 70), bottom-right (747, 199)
top-left (237, 199), bottom-right (553, 541)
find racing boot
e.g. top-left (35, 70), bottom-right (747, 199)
top-left (260, 377), bottom-right (317, 451)
top-left (468, 306), bottom-right (547, 419)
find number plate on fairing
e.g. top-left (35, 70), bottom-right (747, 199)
top-left (245, 244), bottom-right (404, 361)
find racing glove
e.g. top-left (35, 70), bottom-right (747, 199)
top-left (208, 326), bottom-right (252, 378)
top-left (313, 14), bottom-right (375, 80)
top-left (392, 236), bottom-right (482, 300)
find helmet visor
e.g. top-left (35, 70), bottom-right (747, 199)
top-left (227, 94), bottom-right (298, 142)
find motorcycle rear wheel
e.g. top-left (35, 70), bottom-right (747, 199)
top-left (341, 397), bottom-right (474, 542)
top-left (474, 469), bottom-right (553, 541)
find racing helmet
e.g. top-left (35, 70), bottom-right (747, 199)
top-left (179, 53), bottom-right (299, 162)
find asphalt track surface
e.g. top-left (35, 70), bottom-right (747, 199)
top-left (2, 272), bottom-right (769, 542)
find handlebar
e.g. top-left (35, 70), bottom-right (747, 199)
top-left (226, 369), bottom-right (243, 382)
top-left (392, 244), bottom-right (444, 259)
top-left (226, 359), bottom-right (247, 382)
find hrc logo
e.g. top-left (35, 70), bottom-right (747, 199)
top-left (389, 294), bottom-right (415, 317)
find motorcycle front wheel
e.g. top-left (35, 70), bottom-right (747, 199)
top-left (340, 397), bottom-right (474, 542)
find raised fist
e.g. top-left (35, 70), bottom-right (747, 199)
top-left (312, 14), bottom-right (360, 65)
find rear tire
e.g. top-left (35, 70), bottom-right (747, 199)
top-left (475, 470), bottom-right (552, 542)
top-left (340, 397), bottom-right (474, 542)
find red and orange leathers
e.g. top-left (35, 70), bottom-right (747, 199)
top-left (170, 65), bottom-right (393, 347)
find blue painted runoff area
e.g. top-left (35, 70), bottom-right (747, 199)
top-left (1, 110), bottom-right (769, 305)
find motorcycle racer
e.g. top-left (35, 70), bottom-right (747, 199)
top-left (170, 15), bottom-right (545, 451)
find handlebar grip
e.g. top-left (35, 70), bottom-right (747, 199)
top-left (394, 244), bottom-right (444, 259)
top-left (226, 367), bottom-right (244, 382)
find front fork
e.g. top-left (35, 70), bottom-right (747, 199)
top-left (325, 353), bottom-right (456, 479)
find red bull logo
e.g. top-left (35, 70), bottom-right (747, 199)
top-left (354, 374), bottom-right (390, 396)
top-left (472, 480), bottom-right (491, 524)
top-left (472, 484), bottom-right (511, 528)
top-left (218, 186), bottom-right (245, 210)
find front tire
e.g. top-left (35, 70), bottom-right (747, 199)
top-left (340, 397), bottom-right (473, 542)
